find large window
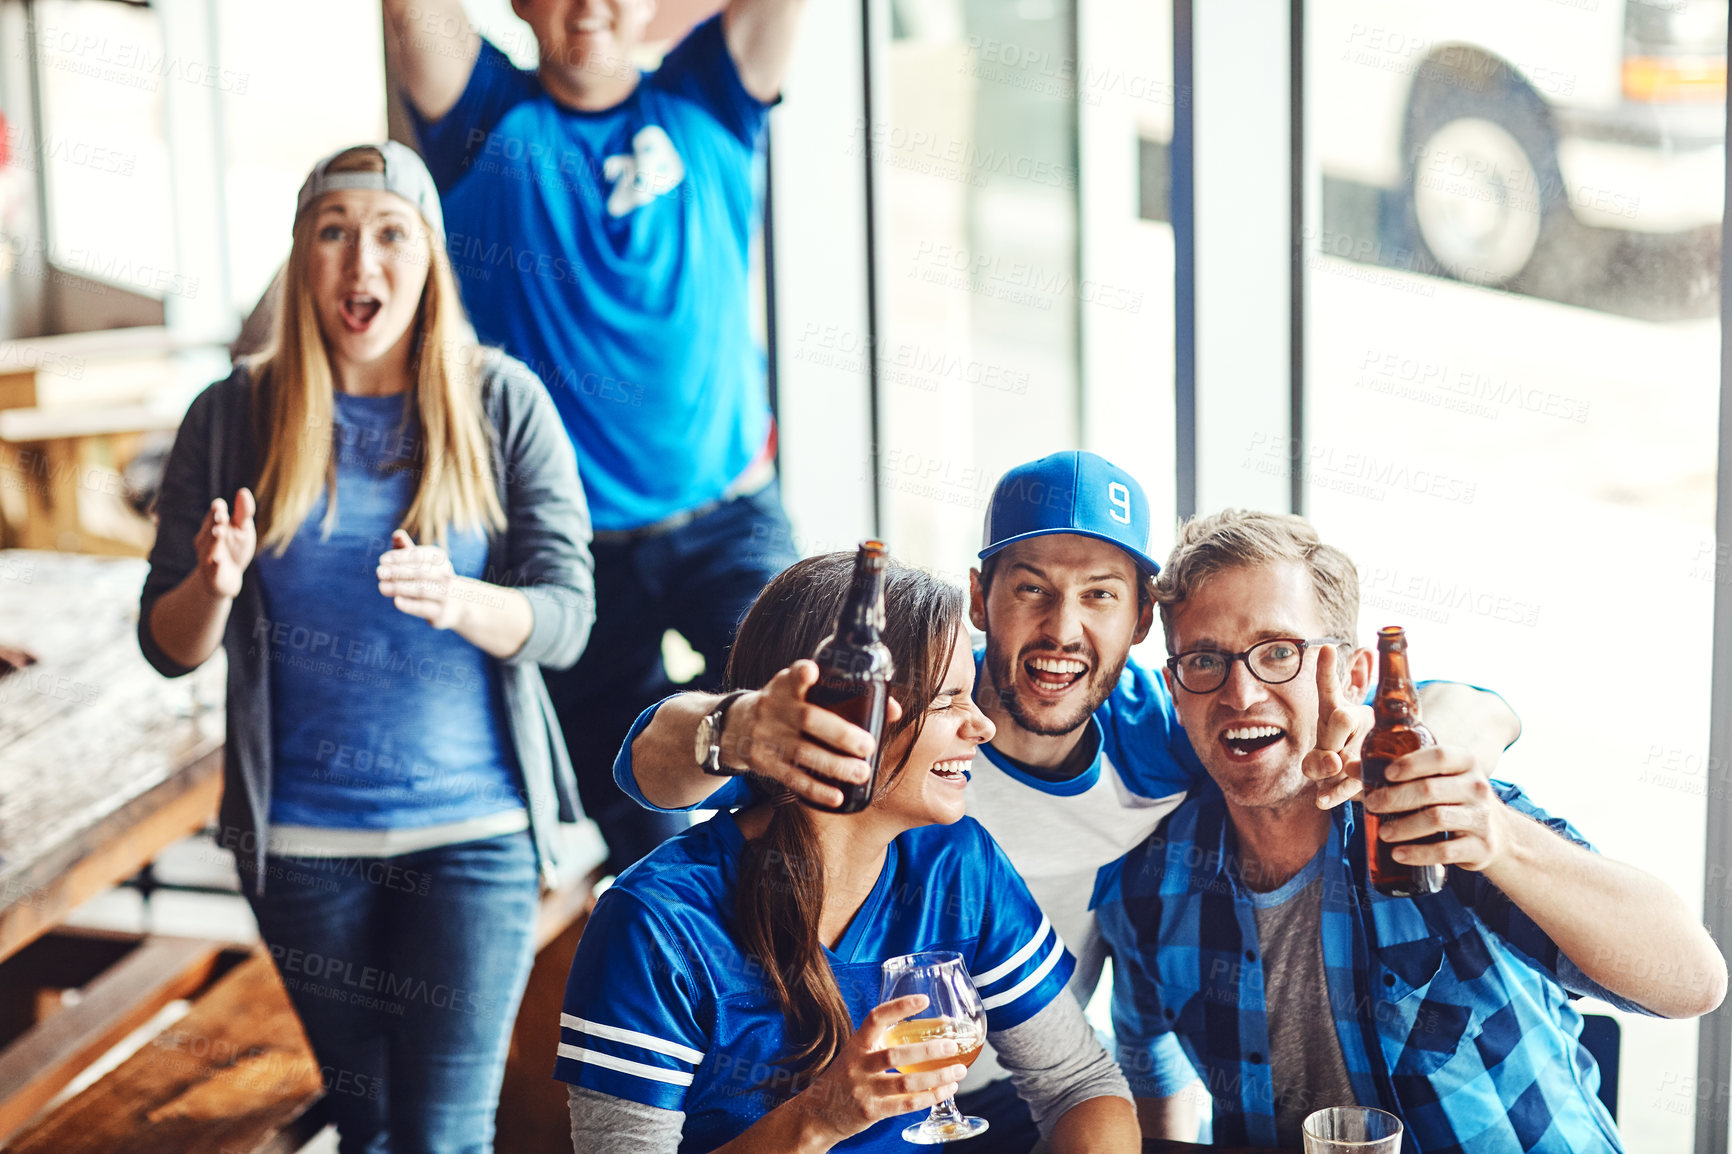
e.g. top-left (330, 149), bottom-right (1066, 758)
top-left (1305, 1), bottom-right (1726, 1142)
top-left (218, 0), bottom-right (387, 317)
top-left (26, 0), bottom-right (177, 327)
top-left (0, 0), bottom-right (387, 339)
top-left (872, 0), bottom-right (1176, 582)
top-left (875, 0), bottom-right (1077, 576)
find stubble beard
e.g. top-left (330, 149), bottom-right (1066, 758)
top-left (1199, 717), bottom-right (1315, 815)
top-left (982, 638), bottom-right (1129, 738)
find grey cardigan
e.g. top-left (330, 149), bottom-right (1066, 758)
top-left (138, 351), bottom-right (596, 892)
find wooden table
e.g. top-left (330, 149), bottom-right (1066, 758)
top-left (0, 551), bottom-right (226, 964)
top-left (0, 550), bottom-right (248, 1143)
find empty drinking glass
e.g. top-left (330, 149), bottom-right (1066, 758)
top-left (1302, 1106), bottom-right (1404, 1154)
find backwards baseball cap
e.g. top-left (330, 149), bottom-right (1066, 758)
top-left (979, 451), bottom-right (1160, 575)
top-left (294, 140), bottom-right (445, 247)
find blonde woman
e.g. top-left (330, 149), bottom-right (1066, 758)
top-left (140, 141), bottom-right (594, 1154)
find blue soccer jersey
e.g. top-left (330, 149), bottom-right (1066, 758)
top-left (555, 813), bottom-right (1075, 1151)
top-left (410, 17), bottom-right (773, 531)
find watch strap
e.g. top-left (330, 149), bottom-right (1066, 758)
top-left (699, 690), bottom-right (752, 776)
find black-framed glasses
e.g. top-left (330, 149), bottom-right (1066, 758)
top-left (1166, 637), bottom-right (1347, 694)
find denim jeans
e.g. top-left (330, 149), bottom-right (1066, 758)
top-left (541, 480), bottom-right (799, 875)
top-left (245, 831), bottom-right (541, 1154)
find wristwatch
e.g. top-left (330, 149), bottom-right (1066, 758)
top-left (695, 691), bottom-right (751, 776)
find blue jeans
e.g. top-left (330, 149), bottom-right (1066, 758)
top-left (542, 481), bottom-right (798, 875)
top-left (245, 832), bottom-right (541, 1154)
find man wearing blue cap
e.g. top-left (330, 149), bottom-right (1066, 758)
top-left (613, 451), bottom-right (1519, 1145)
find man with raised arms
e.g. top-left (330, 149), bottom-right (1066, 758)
top-left (384, 0), bottom-right (808, 876)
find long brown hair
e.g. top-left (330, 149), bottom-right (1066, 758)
top-left (727, 552), bottom-right (965, 1090)
top-left (251, 145), bottom-right (504, 552)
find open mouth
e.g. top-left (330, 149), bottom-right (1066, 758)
top-left (1022, 654), bottom-right (1088, 697)
top-left (929, 758), bottom-right (971, 785)
top-left (340, 294), bottom-right (382, 333)
top-left (1220, 724), bottom-right (1285, 757)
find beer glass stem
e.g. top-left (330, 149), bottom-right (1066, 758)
top-left (929, 1095), bottom-right (966, 1127)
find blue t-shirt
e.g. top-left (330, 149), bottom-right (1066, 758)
top-left (411, 17), bottom-right (773, 531)
top-left (556, 813), bottom-right (1075, 1152)
top-left (255, 392), bottom-right (523, 829)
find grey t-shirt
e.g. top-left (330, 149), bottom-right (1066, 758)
top-left (1250, 849), bottom-right (1358, 1147)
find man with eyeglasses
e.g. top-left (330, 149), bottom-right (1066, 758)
top-left (1094, 508), bottom-right (1726, 1150)
top-left (614, 452), bottom-right (1519, 1145)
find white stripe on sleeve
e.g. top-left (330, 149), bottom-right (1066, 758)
top-left (971, 916), bottom-right (1051, 988)
top-left (560, 1013), bottom-right (706, 1065)
top-left (558, 1042), bottom-right (697, 1087)
top-left (980, 933), bottom-right (1065, 1012)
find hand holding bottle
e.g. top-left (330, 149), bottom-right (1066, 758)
top-left (721, 661), bottom-right (905, 809)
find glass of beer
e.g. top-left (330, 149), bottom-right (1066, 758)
top-left (1301, 1106), bottom-right (1403, 1154)
top-left (879, 951), bottom-right (989, 1144)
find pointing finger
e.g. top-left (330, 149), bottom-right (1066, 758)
top-left (1315, 644), bottom-right (1345, 725)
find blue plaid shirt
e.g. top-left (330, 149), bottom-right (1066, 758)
top-left (1093, 778), bottom-right (1642, 1152)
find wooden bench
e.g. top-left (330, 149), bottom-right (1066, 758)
top-left (0, 870), bottom-right (601, 1154)
top-left (0, 929), bottom-right (229, 1142)
top-left (3, 945), bottom-right (326, 1154)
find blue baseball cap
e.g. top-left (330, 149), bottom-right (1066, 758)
top-left (979, 451), bottom-right (1160, 575)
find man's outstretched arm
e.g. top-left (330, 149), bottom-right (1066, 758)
top-left (1371, 751), bottom-right (1727, 1019)
top-left (383, 0), bottom-right (481, 121)
top-left (627, 661), bottom-right (898, 810)
top-left (722, 0), bottom-right (808, 102)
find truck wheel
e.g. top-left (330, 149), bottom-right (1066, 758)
top-left (1403, 64), bottom-right (1565, 286)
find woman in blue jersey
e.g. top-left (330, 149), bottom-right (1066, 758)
top-left (139, 142), bottom-right (594, 1154)
top-left (558, 552), bottom-right (1139, 1152)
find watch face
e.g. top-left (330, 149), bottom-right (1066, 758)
top-left (694, 715), bottom-right (716, 766)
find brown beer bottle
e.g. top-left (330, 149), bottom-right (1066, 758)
top-left (1361, 627), bottom-right (1445, 897)
top-left (804, 541), bottom-right (895, 814)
